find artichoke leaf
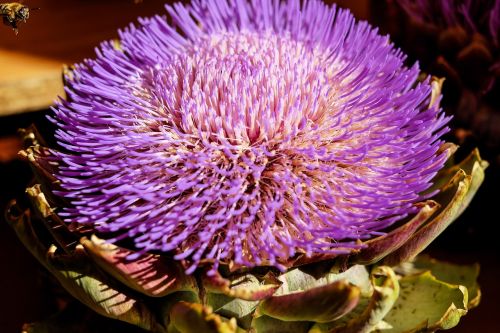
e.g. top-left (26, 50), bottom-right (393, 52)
top-left (20, 144), bottom-right (69, 211)
top-left (395, 255), bottom-right (480, 309)
top-left (207, 293), bottom-right (258, 330)
top-left (309, 266), bottom-right (399, 333)
top-left (168, 301), bottom-right (243, 333)
top-left (18, 125), bottom-right (46, 148)
top-left (204, 270), bottom-right (280, 301)
top-left (375, 271), bottom-right (468, 333)
top-left (424, 148), bottom-right (486, 199)
top-left (383, 168), bottom-right (470, 266)
top-left (257, 279), bottom-right (360, 323)
top-left (456, 151), bottom-right (487, 216)
top-left (352, 201), bottom-right (439, 265)
top-left (81, 235), bottom-right (197, 297)
top-left (250, 315), bottom-right (312, 333)
top-left (332, 265), bottom-right (372, 296)
top-left (25, 185), bottom-right (78, 252)
top-left (5, 203), bottom-right (161, 332)
top-left (203, 271), bottom-right (281, 329)
top-left (383, 148), bottom-right (486, 266)
top-left (276, 265), bottom-right (369, 296)
top-left (47, 246), bottom-right (160, 332)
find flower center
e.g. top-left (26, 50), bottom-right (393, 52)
top-left (146, 31), bottom-right (334, 146)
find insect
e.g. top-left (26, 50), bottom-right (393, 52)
top-left (0, 2), bottom-right (38, 34)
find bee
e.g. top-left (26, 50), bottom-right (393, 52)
top-left (0, 2), bottom-right (38, 34)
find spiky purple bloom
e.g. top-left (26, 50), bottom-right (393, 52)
top-left (48, 0), bottom-right (450, 273)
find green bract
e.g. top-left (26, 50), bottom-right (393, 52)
top-left (7, 121), bottom-right (486, 332)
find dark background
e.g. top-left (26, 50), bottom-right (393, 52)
top-left (0, 1), bottom-right (498, 332)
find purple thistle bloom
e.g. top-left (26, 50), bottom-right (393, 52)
top-left (47, 0), bottom-right (450, 274)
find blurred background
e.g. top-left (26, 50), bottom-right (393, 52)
top-left (0, 0), bottom-right (498, 332)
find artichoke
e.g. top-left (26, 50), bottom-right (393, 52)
top-left (372, 0), bottom-right (500, 160)
top-left (6, 0), bottom-right (487, 332)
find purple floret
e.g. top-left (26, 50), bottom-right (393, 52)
top-left (48, 0), bottom-right (450, 273)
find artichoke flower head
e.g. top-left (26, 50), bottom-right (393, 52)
top-left (39, 0), bottom-right (453, 273)
top-left (7, 0), bottom-right (487, 332)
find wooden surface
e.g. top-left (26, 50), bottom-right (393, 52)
top-left (0, 51), bottom-right (63, 116)
top-left (0, 0), bottom-right (368, 117)
top-left (0, 0), bottom-right (168, 116)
